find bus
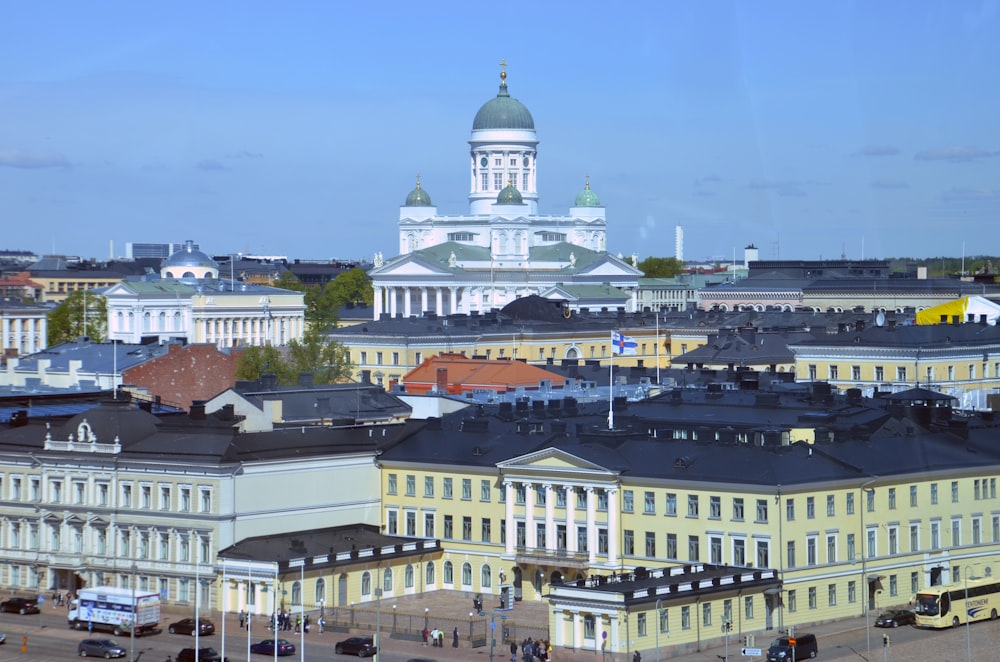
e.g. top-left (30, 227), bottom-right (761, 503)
top-left (913, 578), bottom-right (1000, 628)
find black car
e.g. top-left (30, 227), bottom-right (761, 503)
top-left (0, 598), bottom-right (39, 615)
top-left (168, 618), bottom-right (216, 635)
top-left (250, 638), bottom-right (296, 656)
top-left (875, 608), bottom-right (916, 627)
top-left (177, 648), bottom-right (228, 662)
top-left (77, 638), bottom-right (127, 658)
top-left (335, 636), bottom-right (376, 657)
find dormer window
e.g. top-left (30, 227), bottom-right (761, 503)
top-left (448, 232), bottom-right (476, 242)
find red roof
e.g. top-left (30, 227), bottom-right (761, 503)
top-left (401, 353), bottom-right (564, 395)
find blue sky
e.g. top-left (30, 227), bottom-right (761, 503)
top-left (2, 1), bottom-right (998, 264)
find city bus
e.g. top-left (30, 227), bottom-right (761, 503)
top-left (913, 578), bottom-right (1000, 628)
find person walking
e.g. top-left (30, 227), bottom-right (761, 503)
top-left (510, 639), bottom-right (518, 662)
top-left (453, 626), bottom-right (459, 648)
top-left (239, 610), bottom-right (245, 629)
top-left (422, 626), bottom-right (429, 646)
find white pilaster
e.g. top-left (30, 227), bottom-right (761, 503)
top-left (420, 287), bottom-right (428, 315)
top-left (404, 288), bottom-right (412, 317)
top-left (504, 481), bottom-right (515, 555)
top-left (544, 484), bottom-right (555, 551)
top-left (525, 483), bottom-right (535, 548)
top-left (435, 288), bottom-right (443, 314)
top-left (373, 286), bottom-right (383, 319)
top-left (586, 487), bottom-right (597, 562)
top-left (389, 287), bottom-right (397, 318)
top-left (566, 486), bottom-right (577, 553)
top-left (607, 488), bottom-right (619, 565)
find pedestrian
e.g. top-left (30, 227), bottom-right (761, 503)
top-left (422, 626), bottom-right (429, 646)
top-left (319, 615), bottom-right (326, 634)
top-left (304, 615), bottom-right (310, 634)
top-left (295, 616), bottom-right (302, 634)
top-left (239, 609), bottom-right (245, 629)
top-left (632, 651), bottom-right (641, 662)
top-left (453, 626), bottom-right (459, 648)
top-left (510, 639), bottom-right (518, 662)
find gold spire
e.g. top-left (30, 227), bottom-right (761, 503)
top-left (499, 58), bottom-right (507, 87)
top-left (585, 174), bottom-right (591, 190)
top-left (415, 173), bottom-right (422, 189)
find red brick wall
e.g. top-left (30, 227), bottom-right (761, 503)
top-left (122, 343), bottom-right (243, 410)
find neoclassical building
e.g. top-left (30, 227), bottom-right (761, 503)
top-left (1, 300), bottom-right (47, 356)
top-left (369, 65), bottom-right (641, 319)
top-left (104, 241), bottom-right (306, 348)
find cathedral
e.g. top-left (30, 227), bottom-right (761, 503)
top-left (368, 64), bottom-right (641, 319)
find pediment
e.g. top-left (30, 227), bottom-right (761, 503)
top-left (497, 447), bottom-right (617, 478)
top-left (372, 255), bottom-right (454, 277)
top-left (539, 286), bottom-right (575, 301)
top-left (103, 282), bottom-right (137, 297)
top-left (576, 258), bottom-right (642, 277)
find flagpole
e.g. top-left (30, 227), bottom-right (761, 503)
top-left (655, 311), bottom-right (661, 385)
top-left (608, 332), bottom-right (615, 430)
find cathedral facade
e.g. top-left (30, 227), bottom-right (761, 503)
top-left (369, 65), bottom-right (641, 319)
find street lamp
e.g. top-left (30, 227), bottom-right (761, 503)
top-left (859, 478), bottom-right (878, 662)
top-left (655, 598), bottom-right (665, 662)
top-left (130, 563), bottom-right (137, 662)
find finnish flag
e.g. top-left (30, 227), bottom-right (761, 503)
top-left (611, 331), bottom-right (638, 356)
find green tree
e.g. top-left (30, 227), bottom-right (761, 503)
top-left (306, 268), bottom-right (374, 331)
top-left (274, 270), bottom-right (308, 292)
top-left (48, 290), bottom-right (107, 345)
top-left (234, 344), bottom-right (296, 384)
top-left (637, 256), bottom-right (685, 278)
top-left (235, 330), bottom-right (352, 385)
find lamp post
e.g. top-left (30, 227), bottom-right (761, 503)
top-left (859, 478), bottom-right (878, 662)
top-left (374, 565), bottom-right (382, 662)
top-left (130, 563), bottom-right (137, 662)
top-left (655, 598), bottom-right (664, 662)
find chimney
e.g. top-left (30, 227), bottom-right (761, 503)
top-left (190, 401), bottom-right (207, 420)
top-left (436, 367), bottom-right (448, 393)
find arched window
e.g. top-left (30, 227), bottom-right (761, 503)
top-left (462, 562), bottom-right (472, 587)
top-left (315, 578), bottom-right (326, 604)
top-left (361, 571), bottom-right (371, 597)
top-left (481, 564), bottom-right (492, 588)
top-left (443, 561), bottom-right (453, 584)
top-left (425, 561), bottom-right (435, 586)
top-left (291, 580), bottom-right (301, 604)
top-left (383, 568), bottom-right (393, 592)
top-left (405, 564), bottom-right (414, 589)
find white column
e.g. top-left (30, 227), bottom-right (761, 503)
top-left (449, 287), bottom-right (458, 314)
top-left (566, 486), bottom-right (577, 553)
top-left (389, 287), bottom-right (397, 318)
top-left (525, 483), bottom-right (536, 548)
top-left (1, 317), bottom-right (10, 353)
top-left (607, 488), bottom-right (619, 566)
top-left (504, 481), bottom-right (515, 555)
top-left (586, 488), bottom-right (597, 562)
top-left (420, 287), bottom-right (428, 316)
top-left (27, 318), bottom-right (37, 353)
top-left (544, 484), bottom-right (555, 551)
top-left (404, 288), bottom-right (412, 318)
top-left (373, 286), bottom-right (383, 319)
top-left (435, 288), bottom-right (443, 314)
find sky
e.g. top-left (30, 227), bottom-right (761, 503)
top-left (2, 1), bottom-right (999, 264)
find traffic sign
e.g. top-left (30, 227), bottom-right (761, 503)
top-left (741, 647), bottom-right (762, 657)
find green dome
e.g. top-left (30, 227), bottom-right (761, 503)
top-left (404, 179), bottom-right (432, 207)
top-left (574, 178), bottom-right (601, 206)
top-left (497, 183), bottom-right (523, 205)
top-left (473, 68), bottom-right (535, 130)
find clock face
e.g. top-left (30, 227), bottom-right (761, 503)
top-left (480, 157), bottom-right (488, 167)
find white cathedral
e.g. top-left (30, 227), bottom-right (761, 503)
top-left (369, 64), bottom-right (642, 319)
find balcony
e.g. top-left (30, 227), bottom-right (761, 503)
top-left (514, 546), bottom-right (591, 569)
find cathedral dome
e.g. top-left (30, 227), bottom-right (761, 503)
top-left (472, 67), bottom-right (535, 131)
top-left (497, 182), bottom-right (523, 205)
top-left (404, 178), bottom-right (433, 207)
top-left (161, 240), bottom-right (219, 280)
top-left (574, 177), bottom-right (601, 207)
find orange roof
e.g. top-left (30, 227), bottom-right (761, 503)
top-left (402, 353), bottom-right (564, 394)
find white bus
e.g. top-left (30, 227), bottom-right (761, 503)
top-left (914, 578), bottom-right (1000, 628)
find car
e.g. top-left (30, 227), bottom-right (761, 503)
top-left (0, 632), bottom-right (5, 644)
top-left (334, 636), bottom-right (377, 657)
top-left (250, 638), bottom-right (296, 656)
top-left (405, 659), bottom-right (438, 662)
top-left (168, 618), bottom-right (216, 636)
top-left (177, 648), bottom-right (228, 662)
top-left (0, 598), bottom-right (40, 615)
top-left (77, 638), bottom-right (127, 658)
top-left (875, 608), bottom-right (916, 627)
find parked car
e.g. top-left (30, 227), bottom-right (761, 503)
top-left (335, 636), bottom-right (376, 657)
top-left (177, 648), bottom-right (228, 662)
top-left (168, 618), bottom-right (216, 635)
top-left (0, 598), bottom-right (39, 615)
top-left (250, 638), bottom-right (296, 656)
top-left (77, 638), bottom-right (127, 658)
top-left (0, 632), bottom-right (6, 644)
top-left (875, 608), bottom-right (916, 627)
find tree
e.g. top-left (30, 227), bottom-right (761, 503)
top-left (274, 270), bottom-right (308, 292)
top-left (48, 290), bottom-right (107, 345)
top-left (235, 330), bottom-right (352, 385)
top-left (637, 256), bottom-right (685, 278)
top-left (306, 268), bottom-right (374, 332)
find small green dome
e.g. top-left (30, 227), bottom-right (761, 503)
top-left (497, 182), bottom-right (523, 205)
top-left (472, 66), bottom-right (535, 131)
top-left (404, 178), bottom-right (432, 207)
top-left (574, 177), bottom-right (601, 207)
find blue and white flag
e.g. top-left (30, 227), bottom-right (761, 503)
top-left (611, 331), bottom-right (638, 356)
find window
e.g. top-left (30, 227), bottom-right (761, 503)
top-left (786, 498), bottom-right (795, 521)
top-left (808, 365), bottom-right (817, 380)
top-left (951, 518), bottom-right (961, 546)
top-left (688, 535), bottom-right (700, 561)
top-left (710, 495), bottom-right (721, 518)
top-left (443, 561), bottom-right (453, 584)
top-left (710, 536), bottom-right (723, 563)
top-left (828, 584), bottom-right (837, 606)
top-left (481, 518), bottom-right (491, 542)
top-left (180, 487), bottom-right (191, 512)
top-left (462, 562), bottom-right (472, 587)
top-left (848, 580), bottom-right (857, 604)
top-left (875, 366), bottom-right (884, 381)
top-left (391, 351), bottom-right (399, 365)
top-left (424, 513), bottom-right (434, 538)
top-left (422, 476), bottom-right (434, 497)
top-left (787, 540), bottom-right (796, 568)
top-left (481, 480), bottom-right (490, 501)
top-left (744, 596), bottom-right (754, 620)
top-left (645, 531), bottom-right (656, 557)
top-left (555, 488), bottom-right (566, 508)
top-left (645, 491), bottom-right (656, 514)
top-left (973, 517), bottom-right (982, 544)
top-left (665, 493), bottom-right (677, 516)
top-left (50, 479), bottom-right (63, 503)
top-left (535, 485), bottom-right (545, 506)
top-left (703, 603), bottom-right (712, 627)
top-left (597, 489), bottom-right (608, 510)
top-left (952, 481), bottom-right (959, 503)
top-left (852, 365), bottom-right (861, 380)
top-left (11, 476), bottom-right (22, 500)
top-left (462, 479), bottom-right (472, 500)
top-left (387, 510), bottom-right (398, 535)
top-left (827, 535), bottom-right (837, 562)
top-left (807, 537), bottom-right (817, 565)
top-left (199, 488), bottom-right (211, 513)
top-left (867, 528), bottom-right (877, 558)
top-left (911, 572), bottom-right (919, 595)
top-left (889, 526), bottom-right (898, 554)
top-left (788, 590), bottom-right (797, 613)
top-left (909, 524), bottom-right (919, 551)
top-left (159, 533), bottom-right (169, 560)
top-left (405, 475), bottom-right (416, 496)
top-left (930, 483), bottom-right (938, 504)
top-left (443, 478), bottom-right (453, 499)
top-left (623, 490), bottom-right (634, 512)
top-left (121, 483), bottom-right (132, 508)
top-left (376, 351), bottom-right (383, 365)
top-left (733, 539), bottom-right (745, 565)
top-left (659, 608), bottom-right (670, 634)
top-left (888, 487), bottom-right (896, 510)
top-left (443, 515), bottom-right (453, 539)
top-left (462, 516), bottom-right (472, 541)
top-left (826, 495), bottom-right (835, 517)
top-left (599, 528), bottom-right (608, 554)
top-left (889, 575), bottom-right (898, 597)
top-left (756, 540), bottom-right (769, 568)
top-left (931, 521), bottom-right (941, 549)
top-left (584, 615), bottom-right (596, 638)
top-left (756, 499), bottom-right (768, 522)
top-left (666, 533), bottom-right (678, 559)
top-left (623, 530), bottom-right (634, 555)
top-left (848, 533), bottom-right (856, 560)
top-left (808, 587), bottom-right (817, 610)
top-left (481, 564), bottom-right (492, 588)
top-left (687, 495), bottom-right (699, 517)
top-left (910, 485), bottom-right (918, 507)
top-left (140, 484), bottom-right (151, 508)
top-left (829, 365), bottom-right (838, 380)
top-left (866, 489), bottom-right (875, 513)
top-left (406, 511), bottom-right (416, 536)
top-left (896, 366), bottom-right (907, 381)
top-left (806, 496), bottom-right (815, 519)
top-left (846, 492), bottom-right (855, 515)
top-left (383, 568), bottom-right (393, 592)
top-left (681, 606), bottom-right (691, 630)
top-left (426, 561), bottom-right (435, 586)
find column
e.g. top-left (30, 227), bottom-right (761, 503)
top-left (389, 287), bottom-right (397, 318)
top-left (373, 286), bottom-right (383, 319)
top-left (435, 288), bottom-right (443, 314)
top-left (404, 288), bottom-right (412, 318)
top-left (449, 287), bottom-right (457, 314)
top-left (566, 486), bottom-right (577, 553)
top-left (586, 488), bottom-right (597, 562)
top-left (27, 318), bottom-right (37, 353)
top-left (544, 484), bottom-right (555, 551)
top-left (525, 483), bottom-right (536, 548)
top-left (504, 482), bottom-right (515, 555)
top-left (1, 317), bottom-right (9, 353)
top-left (607, 488), bottom-right (619, 566)
top-left (420, 287), bottom-right (428, 316)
